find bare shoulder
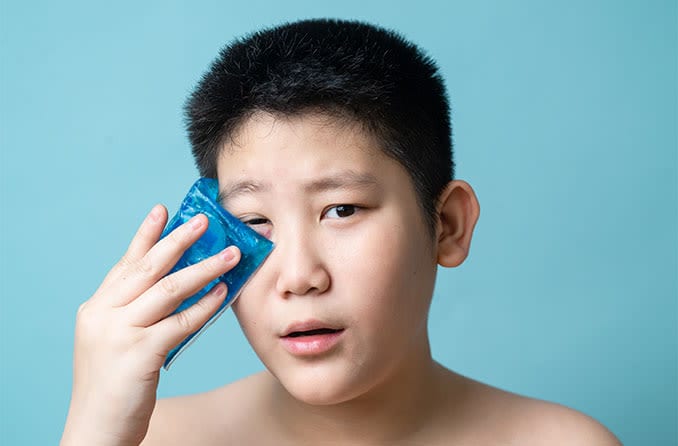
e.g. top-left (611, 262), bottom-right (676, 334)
top-left (439, 372), bottom-right (621, 446)
top-left (517, 398), bottom-right (622, 446)
top-left (140, 372), bottom-right (267, 446)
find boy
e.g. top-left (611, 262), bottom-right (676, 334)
top-left (61, 19), bottom-right (621, 445)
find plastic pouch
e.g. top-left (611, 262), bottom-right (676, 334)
top-left (160, 178), bottom-right (274, 369)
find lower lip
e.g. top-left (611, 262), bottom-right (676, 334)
top-left (280, 330), bottom-right (345, 356)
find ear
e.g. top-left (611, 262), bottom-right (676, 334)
top-left (435, 180), bottom-right (480, 267)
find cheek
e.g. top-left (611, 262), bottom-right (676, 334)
top-left (340, 216), bottom-right (436, 329)
top-left (230, 285), bottom-right (270, 350)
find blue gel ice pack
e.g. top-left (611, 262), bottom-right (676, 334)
top-left (160, 178), bottom-right (273, 369)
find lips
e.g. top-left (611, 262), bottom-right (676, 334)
top-left (280, 320), bottom-right (345, 356)
top-left (281, 320), bottom-right (344, 338)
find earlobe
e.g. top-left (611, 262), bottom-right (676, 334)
top-left (435, 180), bottom-right (480, 267)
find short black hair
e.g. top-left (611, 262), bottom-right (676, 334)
top-left (184, 18), bottom-right (453, 234)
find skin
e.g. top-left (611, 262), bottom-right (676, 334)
top-left (61, 208), bottom-right (241, 446)
top-left (62, 112), bottom-right (621, 446)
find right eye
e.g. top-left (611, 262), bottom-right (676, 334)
top-left (242, 217), bottom-right (270, 226)
top-left (241, 216), bottom-right (272, 239)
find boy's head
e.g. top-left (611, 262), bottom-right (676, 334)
top-left (180, 19), bottom-right (479, 406)
top-left (184, 18), bottom-right (453, 235)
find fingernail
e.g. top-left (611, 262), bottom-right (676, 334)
top-left (205, 283), bottom-right (226, 301)
top-left (220, 247), bottom-right (235, 262)
top-left (148, 205), bottom-right (162, 222)
top-left (212, 282), bottom-right (226, 295)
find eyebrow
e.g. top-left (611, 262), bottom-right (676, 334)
top-left (217, 171), bottom-right (380, 205)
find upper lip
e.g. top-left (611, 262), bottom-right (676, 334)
top-left (281, 319), bottom-right (344, 337)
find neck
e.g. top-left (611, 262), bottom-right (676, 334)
top-left (265, 337), bottom-right (452, 445)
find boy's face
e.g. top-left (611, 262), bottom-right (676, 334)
top-left (217, 112), bottom-right (439, 405)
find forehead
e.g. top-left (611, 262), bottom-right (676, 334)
top-left (216, 112), bottom-right (394, 182)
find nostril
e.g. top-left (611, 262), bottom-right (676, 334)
top-left (273, 242), bottom-right (331, 297)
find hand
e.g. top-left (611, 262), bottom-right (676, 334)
top-left (60, 205), bottom-right (240, 446)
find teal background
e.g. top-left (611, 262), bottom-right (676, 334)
top-left (1, 0), bottom-right (676, 444)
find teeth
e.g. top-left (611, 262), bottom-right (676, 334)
top-left (288, 328), bottom-right (339, 338)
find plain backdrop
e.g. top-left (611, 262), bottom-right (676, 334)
top-left (1, 1), bottom-right (676, 445)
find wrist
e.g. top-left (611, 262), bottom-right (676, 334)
top-left (61, 416), bottom-right (143, 446)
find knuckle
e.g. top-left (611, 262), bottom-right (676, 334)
top-left (174, 310), bottom-right (193, 334)
top-left (158, 275), bottom-right (179, 296)
top-left (75, 301), bottom-right (102, 333)
top-left (76, 301), bottom-right (93, 323)
top-left (201, 256), bottom-right (223, 275)
top-left (116, 254), bottom-right (134, 270)
top-left (167, 227), bottom-right (188, 247)
top-left (118, 253), bottom-right (154, 276)
top-left (134, 256), bottom-right (154, 275)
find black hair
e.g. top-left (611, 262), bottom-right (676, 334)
top-left (184, 18), bottom-right (453, 234)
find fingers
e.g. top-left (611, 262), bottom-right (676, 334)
top-left (126, 205), bottom-right (168, 261)
top-left (106, 213), bottom-right (210, 307)
top-left (98, 205), bottom-right (167, 291)
top-left (127, 246), bottom-right (241, 327)
top-left (146, 282), bottom-right (229, 355)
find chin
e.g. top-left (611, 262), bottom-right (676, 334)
top-left (275, 362), bottom-right (374, 407)
top-left (284, 383), bottom-right (363, 407)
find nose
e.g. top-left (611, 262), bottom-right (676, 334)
top-left (273, 226), bottom-right (331, 298)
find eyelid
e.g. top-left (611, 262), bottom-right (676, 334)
top-left (239, 215), bottom-right (273, 239)
top-left (240, 215), bottom-right (270, 225)
top-left (323, 204), bottom-right (361, 219)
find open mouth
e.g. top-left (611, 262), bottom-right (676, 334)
top-left (280, 324), bottom-right (345, 355)
top-left (285, 328), bottom-right (344, 338)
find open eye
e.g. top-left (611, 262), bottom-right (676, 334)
top-left (324, 204), bottom-right (357, 219)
